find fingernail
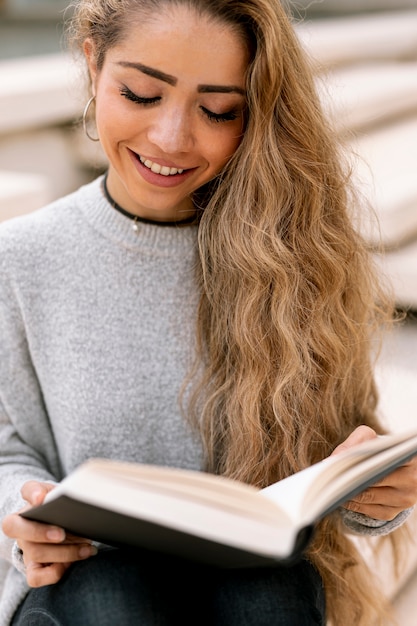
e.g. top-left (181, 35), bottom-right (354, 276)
top-left (79, 545), bottom-right (98, 558)
top-left (46, 528), bottom-right (66, 542)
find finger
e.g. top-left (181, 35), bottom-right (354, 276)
top-left (21, 541), bottom-right (97, 566)
top-left (349, 484), bottom-right (417, 510)
top-left (25, 561), bottom-right (72, 588)
top-left (343, 481), bottom-right (416, 521)
top-left (364, 462), bottom-right (417, 506)
top-left (343, 499), bottom-right (402, 521)
top-left (332, 426), bottom-right (377, 456)
top-left (2, 513), bottom-right (66, 544)
top-left (21, 481), bottom-right (56, 507)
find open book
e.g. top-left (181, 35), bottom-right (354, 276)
top-left (22, 429), bottom-right (417, 568)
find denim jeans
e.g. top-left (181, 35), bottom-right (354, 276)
top-left (11, 547), bottom-right (326, 625)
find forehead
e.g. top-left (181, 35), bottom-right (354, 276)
top-left (107, 5), bottom-right (249, 88)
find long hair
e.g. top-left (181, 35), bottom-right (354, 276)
top-left (67, 1), bottom-right (402, 623)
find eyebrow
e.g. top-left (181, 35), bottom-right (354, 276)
top-left (116, 61), bottom-right (245, 96)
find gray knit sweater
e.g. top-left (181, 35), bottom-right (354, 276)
top-left (0, 177), bottom-right (410, 624)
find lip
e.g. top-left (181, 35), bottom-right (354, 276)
top-left (128, 149), bottom-right (197, 188)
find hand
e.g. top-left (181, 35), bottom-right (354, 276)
top-left (331, 425), bottom-right (417, 521)
top-left (2, 481), bottom-right (97, 588)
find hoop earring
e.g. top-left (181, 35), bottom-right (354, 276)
top-left (82, 96), bottom-right (100, 142)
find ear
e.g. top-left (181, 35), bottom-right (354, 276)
top-left (83, 38), bottom-right (99, 94)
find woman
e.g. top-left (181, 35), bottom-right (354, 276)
top-left (0, 0), bottom-right (415, 624)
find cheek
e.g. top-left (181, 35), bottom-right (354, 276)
top-left (96, 96), bottom-right (136, 143)
top-left (208, 128), bottom-right (244, 169)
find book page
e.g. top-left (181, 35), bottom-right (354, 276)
top-left (301, 434), bottom-right (417, 518)
top-left (261, 429), bottom-right (417, 525)
top-left (260, 461), bottom-right (329, 523)
top-left (47, 459), bottom-right (285, 525)
top-left (45, 467), bottom-right (297, 559)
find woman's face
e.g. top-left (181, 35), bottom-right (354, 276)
top-left (85, 6), bottom-right (249, 222)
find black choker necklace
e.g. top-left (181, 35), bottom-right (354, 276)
top-left (102, 175), bottom-right (196, 232)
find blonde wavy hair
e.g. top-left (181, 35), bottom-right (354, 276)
top-left (67, 0), bottom-right (403, 623)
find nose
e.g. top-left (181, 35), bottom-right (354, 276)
top-left (147, 105), bottom-right (194, 155)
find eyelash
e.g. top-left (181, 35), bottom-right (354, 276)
top-left (119, 87), bottom-right (239, 123)
top-left (120, 87), bottom-right (159, 106)
top-left (200, 107), bottom-right (239, 123)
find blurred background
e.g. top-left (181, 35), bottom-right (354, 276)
top-left (0, 1), bottom-right (417, 621)
top-left (0, 0), bottom-right (69, 59)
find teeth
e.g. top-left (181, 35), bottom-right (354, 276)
top-left (139, 156), bottom-right (183, 176)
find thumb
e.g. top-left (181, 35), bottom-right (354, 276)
top-left (20, 481), bottom-right (56, 507)
top-left (331, 425), bottom-right (377, 456)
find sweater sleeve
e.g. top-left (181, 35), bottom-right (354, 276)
top-left (0, 233), bottom-right (61, 566)
top-left (340, 506), bottom-right (413, 536)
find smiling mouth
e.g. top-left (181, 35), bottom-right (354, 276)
top-left (138, 155), bottom-right (185, 176)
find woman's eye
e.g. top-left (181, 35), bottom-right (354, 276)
top-left (201, 106), bottom-right (239, 123)
top-left (120, 87), bottom-right (160, 106)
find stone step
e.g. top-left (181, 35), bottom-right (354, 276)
top-left (374, 240), bottom-right (417, 309)
top-left (294, 0), bottom-right (417, 15)
top-left (0, 53), bottom-right (82, 135)
top-left (348, 115), bottom-right (417, 248)
top-left (296, 10), bottom-right (417, 69)
top-left (319, 61), bottom-right (417, 133)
